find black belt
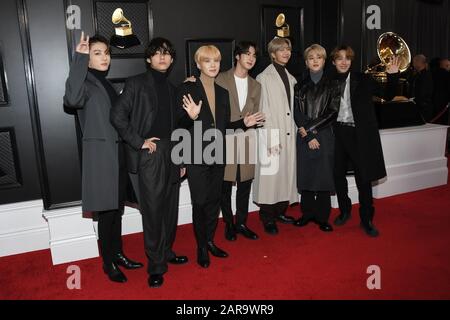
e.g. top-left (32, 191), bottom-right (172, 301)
top-left (336, 121), bottom-right (355, 127)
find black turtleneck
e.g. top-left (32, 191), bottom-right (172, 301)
top-left (148, 67), bottom-right (172, 139)
top-left (273, 62), bottom-right (291, 107)
top-left (88, 68), bottom-right (118, 105)
top-left (335, 71), bottom-right (350, 82)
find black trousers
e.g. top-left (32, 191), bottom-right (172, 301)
top-left (300, 190), bottom-right (331, 223)
top-left (97, 143), bottom-right (127, 267)
top-left (220, 165), bottom-right (253, 226)
top-left (187, 164), bottom-right (224, 249)
top-left (258, 201), bottom-right (289, 225)
top-left (98, 209), bottom-right (123, 266)
top-left (333, 125), bottom-right (374, 223)
top-left (130, 140), bottom-right (179, 276)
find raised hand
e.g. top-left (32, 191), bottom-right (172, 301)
top-left (182, 94), bottom-right (202, 120)
top-left (141, 137), bottom-right (160, 154)
top-left (386, 55), bottom-right (401, 74)
top-left (76, 31), bottom-right (90, 55)
top-left (243, 111), bottom-right (265, 127)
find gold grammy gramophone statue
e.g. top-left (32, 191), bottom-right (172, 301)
top-left (275, 13), bottom-right (290, 38)
top-left (110, 8), bottom-right (140, 49)
top-left (365, 32), bottom-right (411, 82)
top-left (366, 32), bottom-right (411, 102)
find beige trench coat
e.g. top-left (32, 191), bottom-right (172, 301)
top-left (215, 69), bottom-right (261, 182)
top-left (252, 64), bottom-right (298, 205)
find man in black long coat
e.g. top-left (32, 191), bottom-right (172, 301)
top-left (330, 45), bottom-right (400, 237)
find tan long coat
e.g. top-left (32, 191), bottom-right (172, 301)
top-left (215, 69), bottom-right (261, 182)
top-left (252, 64), bottom-right (298, 205)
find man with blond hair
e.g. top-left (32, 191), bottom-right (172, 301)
top-left (178, 45), bottom-right (264, 268)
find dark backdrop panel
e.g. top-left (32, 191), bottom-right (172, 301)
top-left (151, 0), bottom-right (316, 83)
top-left (340, 0), bottom-right (363, 71)
top-left (0, 0), bottom-right (41, 205)
top-left (26, 0), bottom-right (82, 209)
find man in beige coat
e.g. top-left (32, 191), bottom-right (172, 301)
top-left (253, 38), bottom-right (298, 235)
top-left (216, 41), bottom-right (261, 241)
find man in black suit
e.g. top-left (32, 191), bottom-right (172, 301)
top-left (330, 45), bottom-right (400, 237)
top-left (177, 45), bottom-right (264, 268)
top-left (110, 37), bottom-right (188, 288)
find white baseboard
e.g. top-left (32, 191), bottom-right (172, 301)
top-left (0, 200), bottom-right (49, 256)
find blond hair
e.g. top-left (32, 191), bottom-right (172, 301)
top-left (194, 45), bottom-right (221, 63)
top-left (267, 38), bottom-right (292, 61)
top-left (304, 44), bottom-right (327, 60)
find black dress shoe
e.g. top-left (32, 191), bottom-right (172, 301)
top-left (115, 253), bottom-right (144, 269)
top-left (168, 255), bottom-right (188, 264)
top-left (293, 216), bottom-right (313, 227)
top-left (103, 262), bottom-right (127, 283)
top-left (148, 274), bottom-right (164, 288)
top-left (207, 241), bottom-right (228, 258)
top-left (318, 222), bottom-right (334, 232)
top-left (224, 223), bottom-right (237, 241)
top-left (197, 247), bottom-right (210, 268)
top-left (277, 214), bottom-right (295, 224)
top-left (263, 222), bottom-right (279, 235)
top-left (334, 212), bottom-right (351, 226)
top-left (236, 224), bottom-right (259, 240)
top-left (360, 221), bottom-right (379, 237)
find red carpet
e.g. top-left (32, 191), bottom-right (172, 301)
top-left (1, 177), bottom-right (450, 300)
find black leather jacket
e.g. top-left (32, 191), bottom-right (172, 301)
top-left (294, 75), bottom-right (340, 142)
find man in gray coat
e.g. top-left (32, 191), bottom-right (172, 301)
top-left (64, 33), bottom-right (143, 283)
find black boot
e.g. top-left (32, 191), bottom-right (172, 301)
top-left (115, 253), bottom-right (143, 269)
top-left (293, 216), bottom-right (313, 227)
top-left (207, 241), bottom-right (228, 258)
top-left (334, 212), bottom-right (351, 226)
top-left (224, 223), bottom-right (237, 241)
top-left (360, 221), bottom-right (379, 237)
top-left (197, 247), bottom-right (210, 268)
top-left (103, 262), bottom-right (127, 283)
top-left (148, 274), bottom-right (164, 288)
top-left (236, 224), bottom-right (258, 240)
top-left (276, 214), bottom-right (295, 224)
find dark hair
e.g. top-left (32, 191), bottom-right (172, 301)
top-left (234, 41), bottom-right (258, 65)
top-left (330, 45), bottom-right (355, 61)
top-left (145, 37), bottom-right (176, 60)
top-left (89, 34), bottom-right (110, 49)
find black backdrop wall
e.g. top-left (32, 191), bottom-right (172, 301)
top-left (0, 0), bottom-right (448, 209)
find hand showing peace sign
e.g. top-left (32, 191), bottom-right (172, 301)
top-left (76, 31), bottom-right (90, 55)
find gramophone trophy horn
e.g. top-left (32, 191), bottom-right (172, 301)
top-left (275, 13), bottom-right (290, 38)
top-left (112, 8), bottom-right (132, 36)
top-left (110, 8), bottom-right (140, 49)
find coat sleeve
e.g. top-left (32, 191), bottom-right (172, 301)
top-left (293, 83), bottom-right (309, 128)
top-left (256, 74), bottom-right (279, 149)
top-left (303, 82), bottom-right (340, 136)
top-left (110, 78), bottom-right (145, 150)
top-left (63, 52), bottom-right (90, 109)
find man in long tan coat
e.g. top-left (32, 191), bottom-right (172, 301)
top-left (216, 41), bottom-right (261, 242)
top-left (253, 38), bottom-right (298, 235)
